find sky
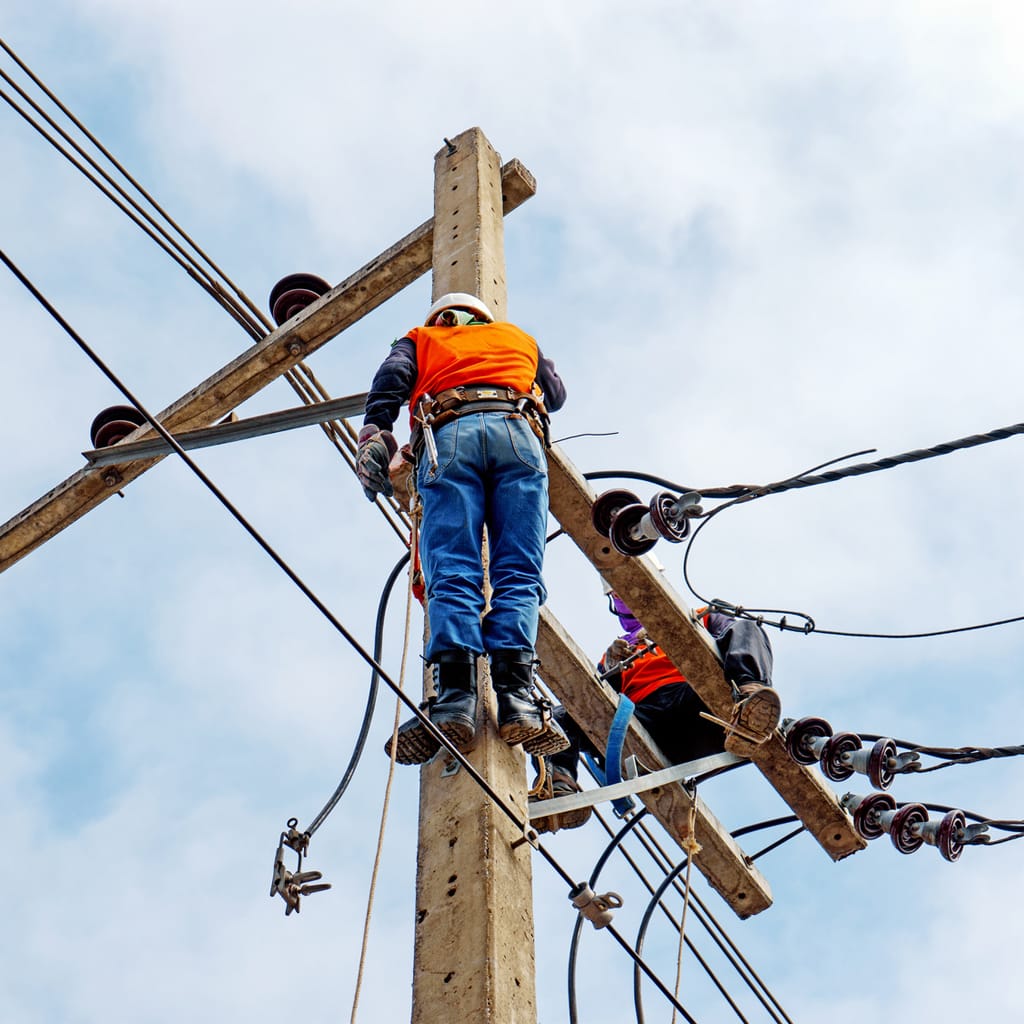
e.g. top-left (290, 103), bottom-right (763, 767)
top-left (2, 1), bottom-right (1024, 1021)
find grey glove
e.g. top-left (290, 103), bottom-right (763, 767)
top-left (357, 425), bottom-right (398, 501)
top-left (602, 636), bottom-right (634, 673)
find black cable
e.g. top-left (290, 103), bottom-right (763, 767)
top-left (0, 75), bottom-right (265, 341)
top-left (304, 551), bottom-right (409, 837)
top-left (747, 826), bottom-right (806, 863)
top-left (0, 35), bottom-right (271, 333)
top-left (4, 247), bottom-right (722, 1016)
top-left (680, 491), bottom-right (1024, 641)
top-left (567, 811), bottom-right (650, 1024)
top-left (628, 819), bottom-right (793, 1024)
top-left (730, 816), bottom-right (801, 839)
top-left (631, 856), bottom-right (715, 1024)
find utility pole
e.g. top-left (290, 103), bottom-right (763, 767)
top-left (410, 128), bottom-right (537, 1024)
top-left (1, 122), bottom-right (869, 1021)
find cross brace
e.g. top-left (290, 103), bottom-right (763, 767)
top-left (543, 446), bottom-right (867, 863)
top-left (528, 752), bottom-right (743, 819)
top-left (81, 393), bottom-right (368, 467)
top-left (0, 160), bottom-right (535, 574)
top-left (536, 608), bottom-right (774, 918)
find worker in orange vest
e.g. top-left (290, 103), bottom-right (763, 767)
top-left (531, 590), bottom-right (778, 832)
top-left (358, 293), bottom-right (567, 763)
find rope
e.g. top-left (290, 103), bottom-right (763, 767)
top-left (670, 798), bottom-right (701, 1024)
top-left (349, 541), bottom-right (417, 1022)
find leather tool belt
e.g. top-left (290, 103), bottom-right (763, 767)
top-left (412, 382), bottom-right (550, 453)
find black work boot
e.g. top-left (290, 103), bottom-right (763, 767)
top-left (430, 650), bottom-right (478, 751)
top-left (384, 699), bottom-right (441, 765)
top-left (490, 651), bottom-right (545, 746)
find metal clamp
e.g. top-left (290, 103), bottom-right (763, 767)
top-left (270, 818), bottom-right (331, 916)
top-left (569, 882), bottom-right (623, 929)
top-left (415, 394), bottom-right (439, 471)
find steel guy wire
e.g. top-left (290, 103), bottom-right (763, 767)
top-left (0, 38), bottom-right (413, 544)
top-left (0, 74), bottom-right (267, 341)
top-left (569, 764), bottom-right (791, 1022)
top-left (0, 35), bottom-right (271, 334)
top-left (4, 246), bottom-right (709, 1016)
top-left (628, 816), bottom-right (794, 1024)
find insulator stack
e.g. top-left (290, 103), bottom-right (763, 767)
top-left (591, 488), bottom-right (702, 557)
top-left (267, 272), bottom-right (331, 327)
top-left (841, 794), bottom-right (982, 861)
top-left (89, 405), bottom-right (147, 448)
top-left (783, 717), bottom-right (919, 790)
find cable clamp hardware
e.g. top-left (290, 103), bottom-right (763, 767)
top-left (511, 822), bottom-right (540, 850)
top-left (570, 882), bottom-right (623, 929)
top-left (270, 818), bottom-right (331, 915)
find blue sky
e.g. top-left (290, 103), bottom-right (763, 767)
top-left (3, 2), bottom-right (1024, 1021)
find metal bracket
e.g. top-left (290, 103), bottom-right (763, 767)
top-left (528, 752), bottom-right (742, 821)
top-left (83, 393), bottom-right (368, 467)
top-left (269, 818), bottom-right (331, 916)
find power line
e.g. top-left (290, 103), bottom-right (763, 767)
top-left (2, 243), bottom-right (720, 1021)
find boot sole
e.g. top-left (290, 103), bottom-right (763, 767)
top-left (435, 716), bottom-right (476, 751)
top-left (521, 722), bottom-right (571, 757)
top-left (534, 806), bottom-right (593, 834)
top-left (724, 688), bottom-right (782, 753)
top-left (385, 718), bottom-right (440, 765)
top-left (499, 717), bottom-right (546, 746)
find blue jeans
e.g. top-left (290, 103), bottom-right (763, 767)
top-left (417, 411), bottom-right (548, 661)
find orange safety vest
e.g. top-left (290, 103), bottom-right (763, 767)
top-left (620, 645), bottom-right (685, 704)
top-left (406, 322), bottom-right (539, 427)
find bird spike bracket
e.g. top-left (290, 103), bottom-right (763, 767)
top-left (270, 818), bottom-right (331, 915)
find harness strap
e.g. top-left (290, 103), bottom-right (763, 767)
top-left (604, 694), bottom-right (637, 817)
top-left (412, 381), bottom-right (552, 452)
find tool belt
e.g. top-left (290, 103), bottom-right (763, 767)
top-left (412, 383), bottom-right (550, 453)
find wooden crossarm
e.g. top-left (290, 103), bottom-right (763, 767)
top-left (544, 444), bottom-right (866, 862)
top-left (0, 161), bottom-right (536, 574)
top-left (536, 607), bottom-right (773, 919)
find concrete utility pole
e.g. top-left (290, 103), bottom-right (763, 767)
top-left (2, 122), bottom-right (870, 1021)
top-left (410, 128), bottom-right (537, 1024)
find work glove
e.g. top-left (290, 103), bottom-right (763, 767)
top-left (356, 425), bottom-right (398, 501)
top-left (603, 636), bottom-right (633, 670)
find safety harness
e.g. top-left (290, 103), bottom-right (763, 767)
top-left (412, 382), bottom-right (551, 459)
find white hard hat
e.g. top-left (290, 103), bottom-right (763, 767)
top-left (425, 292), bottom-right (495, 325)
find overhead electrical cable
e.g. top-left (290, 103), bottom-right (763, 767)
top-left (2, 245), bottom-right (712, 1024)
top-left (0, 36), bottom-right (270, 333)
top-left (0, 37), bottom-right (412, 545)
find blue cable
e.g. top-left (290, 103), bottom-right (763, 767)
top-left (604, 694), bottom-right (637, 817)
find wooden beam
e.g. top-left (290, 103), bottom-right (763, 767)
top-left (536, 608), bottom-right (773, 918)
top-left (0, 160), bottom-right (536, 575)
top-left (412, 129), bottom-right (537, 1024)
top-left (544, 445), bottom-right (867, 862)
